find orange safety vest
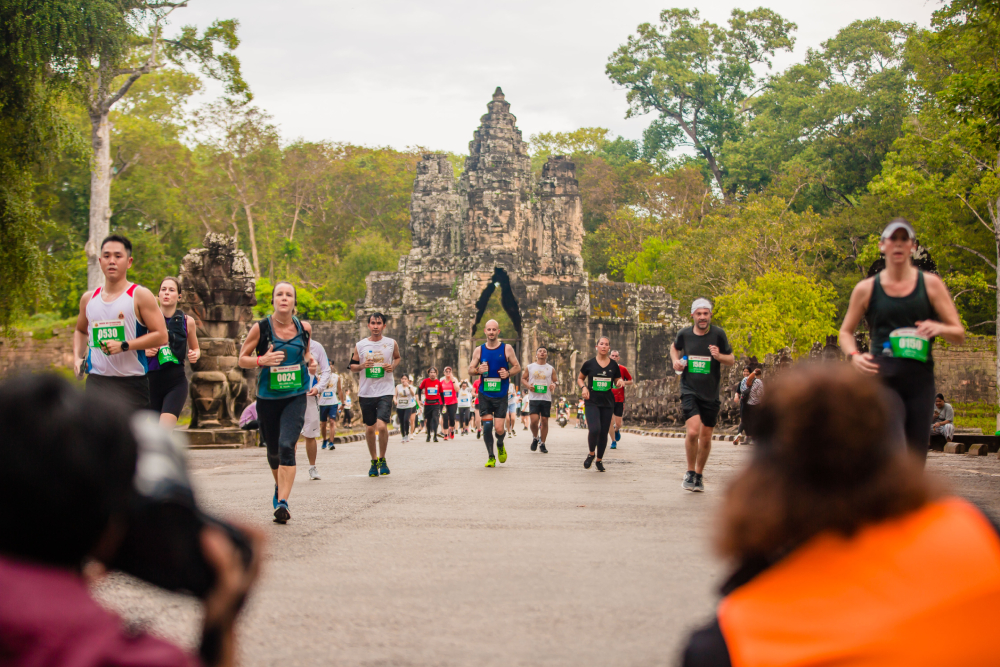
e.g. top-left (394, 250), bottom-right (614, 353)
top-left (718, 497), bottom-right (1000, 667)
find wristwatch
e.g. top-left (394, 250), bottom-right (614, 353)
top-left (121, 341), bottom-right (130, 352)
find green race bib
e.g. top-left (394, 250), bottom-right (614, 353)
top-left (483, 377), bottom-right (502, 392)
top-left (269, 364), bottom-right (302, 392)
top-left (889, 328), bottom-right (930, 362)
top-left (533, 384), bottom-right (548, 394)
top-left (592, 377), bottom-right (612, 392)
top-left (91, 319), bottom-right (125, 351)
top-left (365, 365), bottom-right (385, 379)
top-left (157, 345), bottom-right (180, 365)
top-left (688, 355), bottom-right (712, 374)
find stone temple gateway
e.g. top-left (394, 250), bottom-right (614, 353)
top-left (356, 88), bottom-right (685, 384)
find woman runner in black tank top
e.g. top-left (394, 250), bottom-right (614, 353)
top-left (147, 277), bottom-right (200, 428)
top-left (839, 219), bottom-right (965, 462)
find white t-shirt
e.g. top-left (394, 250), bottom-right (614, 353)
top-left (355, 336), bottom-right (396, 398)
top-left (508, 384), bottom-right (518, 406)
top-left (525, 363), bottom-right (554, 402)
top-left (395, 383), bottom-right (416, 409)
top-left (457, 388), bottom-right (473, 408)
top-left (308, 339), bottom-right (331, 401)
top-left (319, 373), bottom-right (340, 406)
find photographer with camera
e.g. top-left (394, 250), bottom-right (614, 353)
top-left (0, 374), bottom-right (264, 667)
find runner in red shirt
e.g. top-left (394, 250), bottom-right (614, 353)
top-left (472, 377), bottom-right (482, 439)
top-left (440, 366), bottom-right (459, 440)
top-left (609, 350), bottom-right (634, 448)
top-left (419, 367), bottom-right (443, 443)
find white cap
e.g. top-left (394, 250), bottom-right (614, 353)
top-left (880, 219), bottom-right (915, 240)
top-left (691, 298), bottom-right (712, 314)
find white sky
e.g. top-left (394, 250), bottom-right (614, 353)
top-left (176, 0), bottom-right (938, 154)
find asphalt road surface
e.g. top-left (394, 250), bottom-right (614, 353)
top-left (92, 424), bottom-right (1000, 667)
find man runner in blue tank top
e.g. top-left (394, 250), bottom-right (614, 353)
top-left (468, 319), bottom-right (521, 467)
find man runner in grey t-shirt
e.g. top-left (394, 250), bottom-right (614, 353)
top-left (670, 298), bottom-right (734, 492)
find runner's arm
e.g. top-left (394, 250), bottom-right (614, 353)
top-left (238, 324), bottom-right (262, 369)
top-left (73, 291), bottom-right (93, 375)
top-left (349, 349), bottom-right (364, 373)
top-left (920, 273), bottom-right (965, 344)
top-left (839, 279), bottom-right (880, 374)
top-left (670, 337), bottom-right (686, 372)
top-left (384, 341), bottom-right (401, 373)
top-left (187, 315), bottom-right (201, 364)
top-left (622, 366), bottom-right (633, 387)
top-left (520, 368), bottom-right (531, 390)
top-left (468, 347), bottom-right (482, 376)
top-left (505, 345), bottom-right (521, 378)
top-left (105, 287), bottom-right (167, 354)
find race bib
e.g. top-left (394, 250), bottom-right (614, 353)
top-left (459, 398), bottom-right (471, 407)
top-left (688, 355), bottom-right (712, 374)
top-left (91, 319), bottom-right (125, 350)
top-left (427, 387), bottom-right (438, 396)
top-left (592, 377), bottom-right (612, 392)
top-left (157, 345), bottom-right (180, 365)
top-left (533, 384), bottom-right (548, 394)
top-left (483, 378), bottom-right (502, 392)
top-left (443, 390), bottom-right (453, 397)
top-left (365, 365), bottom-right (385, 379)
top-left (322, 390), bottom-right (335, 400)
top-left (889, 328), bottom-right (930, 362)
top-left (269, 364), bottom-right (302, 392)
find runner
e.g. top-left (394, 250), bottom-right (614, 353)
top-left (506, 384), bottom-right (519, 436)
top-left (145, 276), bottom-right (200, 428)
top-left (301, 335), bottom-right (330, 480)
top-left (522, 347), bottom-right (557, 453)
top-left (670, 298), bottom-right (735, 492)
top-left (440, 366), bottom-right (459, 440)
top-left (520, 391), bottom-right (530, 431)
top-left (349, 312), bottom-right (400, 477)
top-left (342, 393), bottom-right (353, 428)
top-left (839, 218), bottom-right (965, 461)
top-left (468, 319), bottom-right (521, 467)
top-left (318, 366), bottom-right (344, 450)
top-left (72, 235), bottom-right (168, 412)
top-left (576, 399), bottom-right (585, 429)
top-left (472, 377), bottom-right (482, 438)
top-left (577, 337), bottom-right (624, 471)
top-left (419, 367), bottom-right (443, 442)
top-left (608, 349), bottom-right (634, 449)
top-left (457, 380), bottom-right (473, 434)
top-left (237, 281), bottom-right (316, 523)
top-left (394, 374), bottom-right (417, 443)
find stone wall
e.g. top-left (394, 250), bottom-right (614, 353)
top-left (934, 335), bottom-right (997, 404)
top-left (0, 326), bottom-right (78, 377)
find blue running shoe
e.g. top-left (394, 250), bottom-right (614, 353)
top-left (273, 484), bottom-right (278, 509)
top-left (610, 442), bottom-right (617, 449)
top-left (321, 439), bottom-right (328, 450)
top-left (379, 457), bottom-right (390, 475)
top-left (369, 460), bottom-right (380, 477)
top-left (615, 428), bottom-right (622, 442)
top-left (273, 500), bottom-right (290, 524)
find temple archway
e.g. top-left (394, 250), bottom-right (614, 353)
top-left (471, 267), bottom-right (522, 359)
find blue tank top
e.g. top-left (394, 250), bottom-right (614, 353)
top-left (256, 316), bottom-right (309, 400)
top-left (478, 343), bottom-right (508, 398)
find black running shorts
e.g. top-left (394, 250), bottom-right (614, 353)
top-left (613, 401), bottom-right (624, 417)
top-left (528, 400), bottom-right (551, 417)
top-left (359, 395), bottom-right (393, 426)
top-left (477, 394), bottom-right (507, 420)
top-left (681, 393), bottom-right (721, 428)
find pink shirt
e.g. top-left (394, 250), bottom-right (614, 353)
top-left (0, 555), bottom-right (200, 667)
top-left (440, 379), bottom-right (458, 405)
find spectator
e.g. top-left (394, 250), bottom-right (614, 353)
top-left (682, 365), bottom-right (1000, 666)
top-left (0, 374), bottom-right (263, 667)
top-left (931, 393), bottom-right (955, 442)
top-left (734, 366), bottom-right (764, 444)
top-left (732, 367), bottom-right (750, 445)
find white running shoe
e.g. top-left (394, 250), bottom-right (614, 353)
top-left (309, 465), bottom-right (321, 480)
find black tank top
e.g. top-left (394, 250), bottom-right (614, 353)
top-left (866, 271), bottom-right (937, 359)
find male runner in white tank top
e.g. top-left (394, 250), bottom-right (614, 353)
top-left (72, 235), bottom-right (168, 413)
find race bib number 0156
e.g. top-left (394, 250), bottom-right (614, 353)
top-left (483, 378), bottom-right (502, 392)
top-left (688, 355), bottom-right (712, 374)
top-left (533, 384), bottom-right (548, 393)
top-left (889, 328), bottom-right (930, 362)
top-left (591, 377), bottom-right (612, 392)
top-left (91, 320), bottom-right (125, 350)
top-left (270, 364), bottom-right (302, 392)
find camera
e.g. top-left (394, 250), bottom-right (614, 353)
top-left (106, 414), bottom-right (253, 598)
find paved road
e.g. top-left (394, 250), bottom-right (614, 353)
top-left (92, 425), bottom-right (1000, 667)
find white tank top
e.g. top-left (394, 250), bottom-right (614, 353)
top-left (526, 363), bottom-right (554, 402)
top-left (86, 283), bottom-right (148, 377)
top-left (355, 336), bottom-right (396, 397)
top-left (319, 373), bottom-right (340, 406)
top-left (395, 383), bottom-right (416, 409)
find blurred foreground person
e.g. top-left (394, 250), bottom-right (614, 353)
top-left (682, 364), bottom-right (1000, 667)
top-left (0, 374), bottom-right (263, 667)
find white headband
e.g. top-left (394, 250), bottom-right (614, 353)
top-left (691, 298), bottom-right (712, 314)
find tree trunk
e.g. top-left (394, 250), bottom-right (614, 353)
top-left (704, 151), bottom-right (726, 198)
top-left (995, 232), bottom-right (1000, 428)
top-left (86, 111), bottom-right (113, 290)
top-left (243, 204), bottom-right (261, 277)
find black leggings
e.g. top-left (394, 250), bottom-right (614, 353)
top-left (397, 407), bottom-right (413, 437)
top-left (258, 394), bottom-right (306, 470)
top-left (877, 358), bottom-right (936, 462)
top-left (424, 404), bottom-right (441, 435)
top-left (149, 364), bottom-right (188, 417)
top-left (458, 407), bottom-right (471, 426)
top-left (585, 404), bottom-right (614, 458)
top-left (442, 403), bottom-right (457, 429)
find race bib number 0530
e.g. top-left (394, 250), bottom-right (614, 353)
top-left (270, 364), bottom-right (302, 392)
top-left (688, 355), bottom-right (712, 374)
top-left (91, 320), bottom-right (125, 350)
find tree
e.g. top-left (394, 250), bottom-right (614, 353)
top-left (76, 2), bottom-right (246, 289)
top-left (714, 271), bottom-right (838, 358)
top-left (605, 7), bottom-right (796, 196)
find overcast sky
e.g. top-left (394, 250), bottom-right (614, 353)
top-left (176, 0), bottom-right (938, 154)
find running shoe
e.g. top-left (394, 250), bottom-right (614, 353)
top-left (693, 473), bottom-right (705, 492)
top-left (539, 443), bottom-right (548, 454)
top-left (682, 471), bottom-right (696, 491)
top-left (369, 460), bottom-right (380, 477)
top-left (274, 500), bottom-right (290, 524)
top-left (321, 440), bottom-right (328, 450)
top-left (610, 442), bottom-right (617, 449)
top-left (595, 460), bottom-right (605, 472)
top-left (584, 454), bottom-right (595, 469)
top-left (273, 484), bottom-right (278, 509)
top-left (426, 433), bottom-right (431, 442)
top-left (476, 429), bottom-right (482, 439)
top-left (329, 442), bottom-right (336, 450)
top-left (309, 465), bottom-right (321, 480)
top-left (485, 457), bottom-right (496, 468)
top-left (615, 429), bottom-right (622, 442)
top-left (498, 444), bottom-right (507, 463)
top-left (433, 435), bottom-right (438, 442)
top-left (378, 458), bottom-right (390, 476)
top-left (531, 437), bottom-right (538, 451)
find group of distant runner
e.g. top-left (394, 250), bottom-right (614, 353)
top-left (74, 216), bottom-right (965, 523)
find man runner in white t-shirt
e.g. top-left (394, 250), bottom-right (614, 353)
top-left (72, 235), bottom-right (168, 413)
top-left (319, 367), bottom-right (345, 450)
top-left (301, 336), bottom-right (329, 480)
top-left (349, 312), bottom-right (401, 478)
top-left (521, 347), bottom-right (557, 453)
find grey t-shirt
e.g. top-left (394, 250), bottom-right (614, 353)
top-left (934, 403), bottom-right (954, 424)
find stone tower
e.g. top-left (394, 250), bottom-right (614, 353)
top-left (357, 89), bottom-right (684, 386)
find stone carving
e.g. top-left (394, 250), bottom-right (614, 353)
top-left (357, 88), bottom-right (686, 386)
top-left (178, 233), bottom-right (257, 428)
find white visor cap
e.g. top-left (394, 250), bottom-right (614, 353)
top-left (691, 298), bottom-right (713, 314)
top-left (881, 219), bottom-right (915, 240)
